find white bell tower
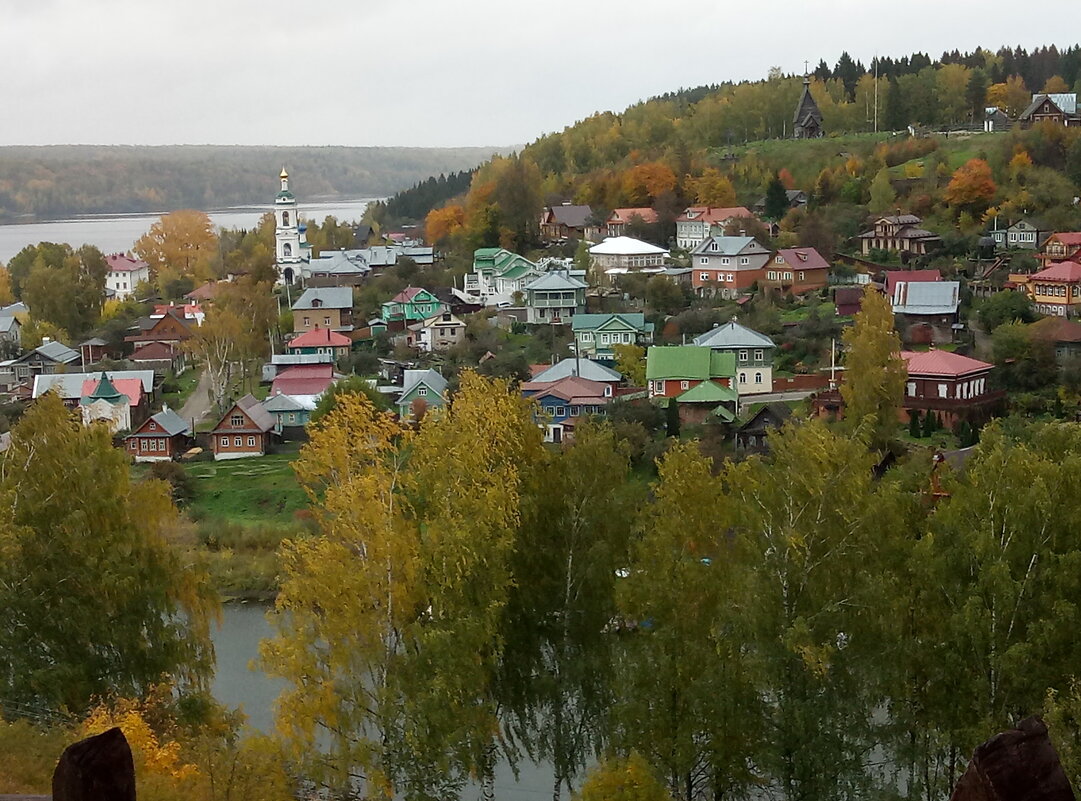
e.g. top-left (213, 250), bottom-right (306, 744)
top-left (274, 167), bottom-right (305, 284)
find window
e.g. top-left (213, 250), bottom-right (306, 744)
top-left (700, 257), bottom-right (709, 265)
top-left (234, 436), bottom-right (242, 447)
top-left (767, 271), bottom-right (776, 280)
top-left (655, 380), bottom-right (665, 394)
top-left (219, 436), bottom-right (228, 448)
top-left (754, 349), bottom-right (763, 361)
top-left (282, 211), bottom-right (290, 226)
top-left (906, 381), bottom-right (916, 396)
top-left (739, 373), bottom-right (746, 384)
top-left (721, 257), bottom-right (730, 265)
top-left (740, 257), bottom-right (749, 265)
top-left (247, 436), bottom-right (256, 447)
top-left (303, 316), bottom-right (310, 326)
top-left (681, 380), bottom-right (689, 390)
top-left (230, 414), bottom-right (243, 426)
top-left (324, 316), bottom-right (331, 326)
top-left (727, 273), bottom-right (734, 282)
top-left (418, 386), bottom-right (427, 396)
top-left (570, 405), bottom-right (580, 416)
top-left (556, 406), bottom-right (567, 417)
top-left (937, 383), bottom-right (948, 398)
top-left (700, 272), bottom-right (710, 281)
top-left (738, 350), bottom-right (748, 362)
top-left (754, 372), bottom-right (762, 383)
top-left (784, 272), bottom-right (792, 280)
top-left (283, 243), bottom-right (292, 257)
top-left (799, 271), bottom-right (805, 281)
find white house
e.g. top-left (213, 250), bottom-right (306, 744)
top-left (105, 254), bottom-right (150, 300)
top-left (588, 236), bottom-right (669, 283)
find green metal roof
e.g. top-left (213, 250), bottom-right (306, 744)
top-left (571, 313), bottom-right (651, 333)
top-left (677, 380), bottom-right (738, 404)
top-left (646, 346), bottom-right (736, 381)
top-left (82, 372), bottom-right (126, 406)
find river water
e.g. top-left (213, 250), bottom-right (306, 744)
top-left (0, 199), bottom-right (376, 264)
top-left (211, 604), bottom-right (558, 801)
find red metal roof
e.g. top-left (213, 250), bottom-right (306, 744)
top-left (276, 364), bottom-right (334, 379)
top-left (884, 269), bottom-right (941, 295)
top-left (521, 375), bottom-right (610, 402)
top-left (1047, 232), bottom-right (1081, 247)
top-left (289, 328), bottom-right (351, 348)
top-left (389, 286), bottom-right (429, 303)
top-left (271, 365), bottom-right (335, 396)
top-left (901, 350), bottom-right (993, 378)
top-left (106, 253), bottom-right (149, 272)
top-left (81, 377), bottom-right (143, 407)
top-left (776, 247), bottom-right (829, 271)
top-left (1031, 260), bottom-right (1081, 282)
top-left (609, 208), bottom-right (658, 225)
top-left (676, 206), bottom-right (754, 224)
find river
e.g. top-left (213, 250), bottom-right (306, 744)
top-left (211, 604), bottom-right (559, 801)
top-left (0, 199), bottom-right (376, 264)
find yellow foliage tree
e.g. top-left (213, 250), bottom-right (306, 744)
top-left (425, 204), bottom-right (465, 244)
top-left (576, 753), bottom-right (672, 801)
top-left (621, 162), bottom-right (677, 206)
top-left (687, 168), bottom-right (737, 207)
top-left (134, 210), bottom-right (220, 291)
top-left (944, 158), bottom-right (997, 211)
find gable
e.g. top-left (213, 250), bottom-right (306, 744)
top-left (595, 316), bottom-right (636, 332)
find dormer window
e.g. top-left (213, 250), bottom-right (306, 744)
top-left (230, 414), bottom-right (244, 426)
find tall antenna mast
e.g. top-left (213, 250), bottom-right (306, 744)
top-left (874, 56), bottom-right (879, 133)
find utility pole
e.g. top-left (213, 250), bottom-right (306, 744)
top-left (874, 56), bottom-right (879, 133)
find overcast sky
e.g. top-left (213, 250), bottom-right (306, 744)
top-left (4, 0), bottom-right (1078, 149)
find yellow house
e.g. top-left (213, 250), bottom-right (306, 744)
top-left (1009, 260), bottom-right (1081, 317)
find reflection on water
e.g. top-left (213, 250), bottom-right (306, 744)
top-left (212, 604), bottom-right (560, 800)
top-left (0, 199), bottom-right (375, 262)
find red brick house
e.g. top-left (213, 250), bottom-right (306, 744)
top-left (210, 394), bottom-right (275, 460)
top-left (125, 408), bottom-right (191, 462)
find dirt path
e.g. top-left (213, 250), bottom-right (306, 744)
top-left (179, 369), bottom-right (214, 424)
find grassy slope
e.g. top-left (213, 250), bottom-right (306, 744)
top-left (185, 451), bottom-right (307, 525)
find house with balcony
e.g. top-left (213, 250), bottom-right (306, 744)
top-left (674, 206), bottom-right (754, 250)
top-left (1040, 232), bottom-right (1081, 267)
top-left (688, 235), bottom-right (772, 298)
top-left (858, 214), bottom-right (941, 256)
top-left (465, 248), bottom-right (541, 304)
top-left (766, 248), bottom-right (829, 295)
top-left (292, 287), bottom-right (355, 334)
top-left (1010, 260), bottom-right (1081, 317)
top-left (692, 321), bottom-right (776, 395)
top-left (524, 271), bottom-right (587, 325)
top-left (571, 313), bottom-right (654, 361)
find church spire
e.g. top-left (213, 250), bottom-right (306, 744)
top-left (280, 166), bottom-right (289, 193)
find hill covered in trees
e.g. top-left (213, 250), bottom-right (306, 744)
top-left (0, 144), bottom-right (509, 222)
top-left (370, 44), bottom-right (1081, 256)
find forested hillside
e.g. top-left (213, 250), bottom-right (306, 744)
top-left (0, 145), bottom-right (508, 222)
top-left (381, 45), bottom-right (1081, 254)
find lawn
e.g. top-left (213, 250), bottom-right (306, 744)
top-left (185, 450), bottom-right (307, 525)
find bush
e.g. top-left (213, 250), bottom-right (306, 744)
top-left (149, 461), bottom-right (194, 506)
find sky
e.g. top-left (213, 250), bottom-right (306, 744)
top-left (4, 0), bottom-right (1079, 149)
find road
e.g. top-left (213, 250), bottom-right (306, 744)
top-left (178, 369), bottom-right (214, 426)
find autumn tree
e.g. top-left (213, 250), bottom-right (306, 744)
top-left (839, 285), bottom-right (905, 449)
top-left (185, 307), bottom-right (245, 413)
top-left (686, 169), bottom-right (736, 208)
top-left (505, 423), bottom-right (639, 801)
top-left (614, 343), bottom-right (647, 386)
top-left (622, 163), bottom-right (677, 207)
top-left (724, 421), bottom-right (900, 800)
top-left (135, 210), bottom-right (220, 293)
top-left (945, 158), bottom-right (997, 212)
top-left (869, 168), bottom-right (897, 213)
top-left (424, 204), bottom-right (465, 244)
top-left (615, 443), bottom-right (760, 800)
top-left (1042, 75), bottom-right (1071, 93)
top-left (0, 394), bottom-right (216, 715)
top-left (576, 753), bottom-right (673, 801)
top-left (986, 75), bottom-right (1030, 117)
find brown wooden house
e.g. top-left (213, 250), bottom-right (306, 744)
top-left (125, 309), bottom-right (194, 350)
top-left (124, 408), bottom-right (191, 462)
top-left (210, 394), bottom-right (275, 460)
